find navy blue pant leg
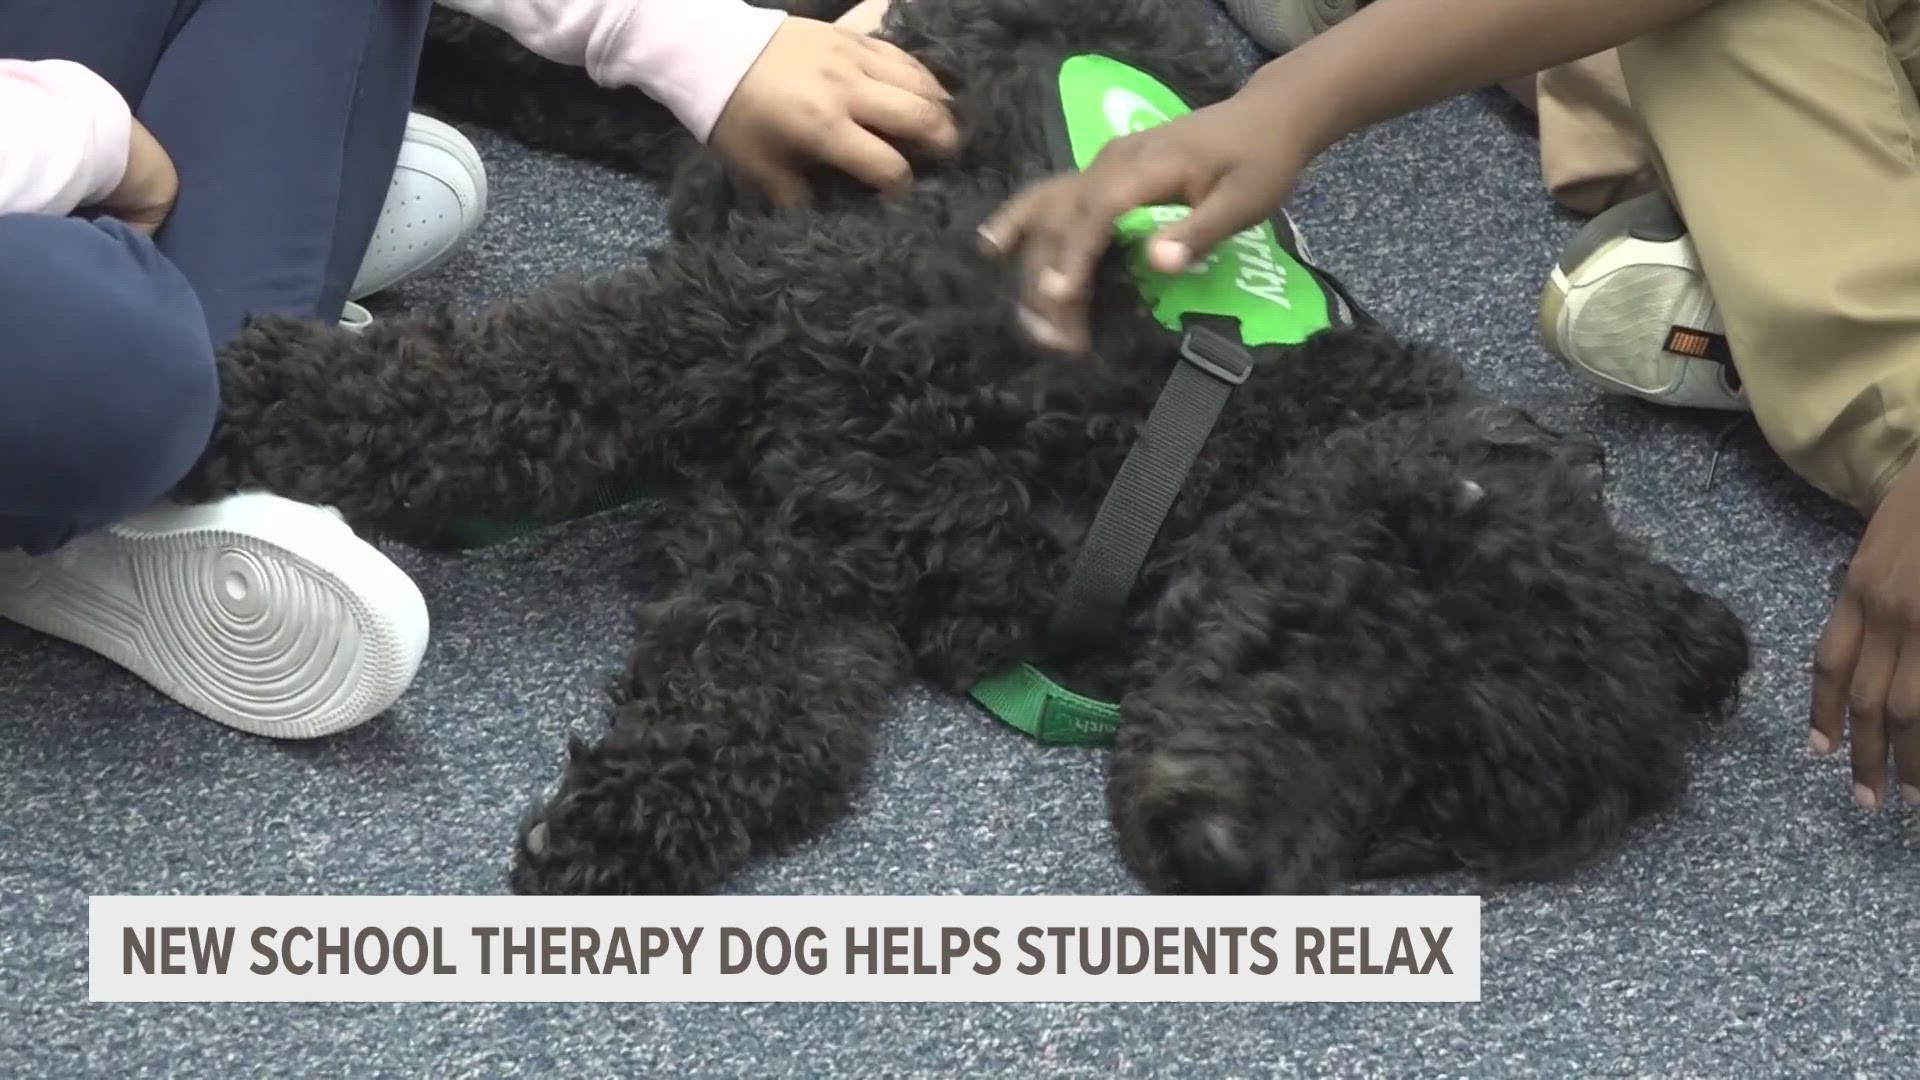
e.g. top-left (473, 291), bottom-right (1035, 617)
top-left (0, 0), bottom-right (434, 552)
top-left (137, 0), bottom-right (435, 340)
top-left (0, 0), bottom-right (435, 343)
top-left (0, 215), bottom-right (219, 554)
top-left (0, 0), bottom-right (194, 102)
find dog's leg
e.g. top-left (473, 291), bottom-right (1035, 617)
top-left (174, 200), bottom-right (1000, 531)
top-left (170, 299), bottom-right (687, 529)
top-left (510, 491), bottom-right (910, 895)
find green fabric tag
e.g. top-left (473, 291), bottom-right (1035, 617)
top-left (1053, 53), bottom-right (1334, 347)
top-left (435, 474), bottom-right (686, 548)
top-left (969, 663), bottom-right (1122, 747)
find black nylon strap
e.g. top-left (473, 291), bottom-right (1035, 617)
top-left (1045, 320), bottom-right (1254, 661)
top-left (1039, 220), bottom-right (1376, 664)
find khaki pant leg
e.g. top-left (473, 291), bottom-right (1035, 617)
top-left (1621, 0), bottom-right (1920, 511)
top-left (1536, 52), bottom-right (1661, 217)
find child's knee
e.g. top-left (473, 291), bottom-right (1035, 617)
top-left (0, 214), bottom-right (220, 543)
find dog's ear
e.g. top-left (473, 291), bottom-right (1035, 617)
top-left (1463, 401), bottom-right (1558, 446)
top-left (1460, 401), bottom-right (1608, 499)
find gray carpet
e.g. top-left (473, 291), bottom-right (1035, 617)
top-left (7, 7), bottom-right (1919, 1076)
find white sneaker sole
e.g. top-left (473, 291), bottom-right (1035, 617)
top-left (349, 113), bottom-right (489, 301)
top-left (1540, 229), bottom-right (1746, 412)
top-left (0, 494), bottom-right (429, 739)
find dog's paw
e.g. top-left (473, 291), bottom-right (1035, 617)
top-left (506, 766), bottom-right (754, 895)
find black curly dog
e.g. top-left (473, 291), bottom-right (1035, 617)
top-left (172, 0), bottom-right (1750, 895)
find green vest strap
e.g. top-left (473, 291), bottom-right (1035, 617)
top-left (968, 663), bottom-right (1123, 746)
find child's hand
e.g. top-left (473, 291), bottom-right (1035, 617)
top-left (709, 17), bottom-right (956, 207)
top-left (978, 74), bottom-right (1314, 353)
top-left (98, 118), bottom-right (177, 235)
top-left (1811, 458), bottom-right (1920, 810)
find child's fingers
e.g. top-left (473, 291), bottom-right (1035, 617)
top-left (1848, 627), bottom-right (1898, 809)
top-left (858, 36), bottom-right (951, 102)
top-left (1811, 596), bottom-right (1862, 755)
top-left (814, 120), bottom-right (915, 193)
top-left (743, 154), bottom-right (813, 208)
top-left (978, 180), bottom-right (1091, 351)
top-left (1152, 168), bottom-right (1289, 272)
top-left (984, 164), bottom-right (1180, 351)
top-left (978, 178), bottom-right (1060, 256)
top-left (847, 79), bottom-right (958, 154)
top-left (1016, 224), bottom-right (1084, 353)
top-left (1040, 156), bottom-right (1189, 307)
top-left (1886, 641), bottom-right (1920, 804)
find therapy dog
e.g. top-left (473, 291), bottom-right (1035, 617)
top-left (172, 0), bottom-right (1750, 895)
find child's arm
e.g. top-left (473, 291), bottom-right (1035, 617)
top-left (1248, 0), bottom-right (1728, 165)
top-left (983, 0), bottom-right (1729, 353)
top-left (442, 0), bottom-right (954, 204)
top-left (439, 0), bottom-right (784, 142)
top-left (0, 59), bottom-right (132, 217)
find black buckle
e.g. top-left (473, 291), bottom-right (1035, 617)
top-left (1179, 323), bottom-right (1254, 386)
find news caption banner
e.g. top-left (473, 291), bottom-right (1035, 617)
top-left (93, 895), bottom-right (1480, 1003)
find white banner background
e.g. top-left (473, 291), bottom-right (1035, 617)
top-left (91, 894), bottom-right (1480, 1003)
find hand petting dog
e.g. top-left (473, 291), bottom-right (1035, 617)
top-left (1812, 459), bottom-right (1920, 810)
top-left (980, 0), bottom-right (1730, 354)
top-left (977, 76), bottom-right (1308, 355)
top-left (709, 16), bottom-right (957, 207)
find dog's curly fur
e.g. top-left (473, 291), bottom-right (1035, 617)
top-left (172, 0), bottom-right (1750, 895)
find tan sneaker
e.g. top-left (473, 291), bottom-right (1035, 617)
top-left (1220, 0), bottom-right (1365, 52)
top-left (1539, 193), bottom-right (1748, 412)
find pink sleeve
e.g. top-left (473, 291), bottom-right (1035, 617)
top-left (0, 59), bottom-right (132, 216)
top-left (441, 0), bottom-right (787, 142)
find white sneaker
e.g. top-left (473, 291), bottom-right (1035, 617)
top-left (1539, 193), bottom-right (1748, 412)
top-left (349, 112), bottom-right (488, 302)
top-left (0, 493), bottom-right (430, 739)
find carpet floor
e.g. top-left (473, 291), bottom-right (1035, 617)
top-left (4, 6), bottom-right (1916, 1076)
